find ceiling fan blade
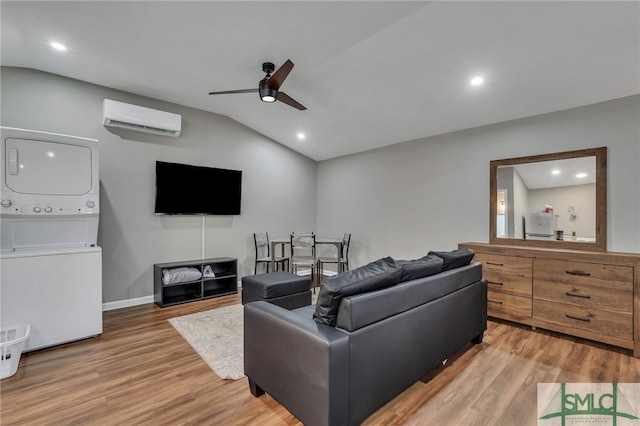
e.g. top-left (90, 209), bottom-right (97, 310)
top-left (208, 88), bottom-right (258, 95)
top-left (277, 92), bottom-right (307, 111)
top-left (267, 59), bottom-right (294, 90)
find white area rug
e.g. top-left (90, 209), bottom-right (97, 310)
top-left (168, 304), bottom-right (245, 381)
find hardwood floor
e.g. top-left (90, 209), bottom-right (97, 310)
top-left (2, 293), bottom-right (638, 425)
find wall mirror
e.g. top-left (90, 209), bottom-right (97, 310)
top-left (489, 147), bottom-right (607, 251)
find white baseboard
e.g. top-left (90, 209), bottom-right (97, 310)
top-left (103, 279), bottom-right (243, 311)
top-left (102, 295), bottom-right (154, 311)
top-left (101, 275), bottom-right (329, 312)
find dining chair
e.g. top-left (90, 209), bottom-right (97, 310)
top-left (254, 232), bottom-right (289, 274)
top-left (290, 232), bottom-right (316, 281)
top-left (316, 233), bottom-right (351, 284)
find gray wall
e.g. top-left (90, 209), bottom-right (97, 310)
top-left (317, 95), bottom-right (640, 267)
top-left (3, 67), bottom-right (639, 305)
top-left (1, 67), bottom-right (317, 304)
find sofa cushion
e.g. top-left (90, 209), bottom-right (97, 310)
top-left (396, 254), bottom-right (443, 282)
top-left (427, 248), bottom-right (475, 271)
top-left (313, 257), bottom-right (402, 326)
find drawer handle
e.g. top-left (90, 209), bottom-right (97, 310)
top-left (565, 291), bottom-right (591, 299)
top-left (565, 313), bottom-right (592, 322)
top-left (488, 281), bottom-right (504, 286)
top-left (566, 270), bottom-right (591, 277)
top-left (487, 262), bottom-right (504, 267)
top-left (488, 300), bottom-right (503, 305)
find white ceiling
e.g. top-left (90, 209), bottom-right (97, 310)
top-left (2, 1), bottom-right (639, 161)
top-left (511, 157), bottom-right (596, 190)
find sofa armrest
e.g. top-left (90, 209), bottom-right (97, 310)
top-left (244, 301), bottom-right (350, 426)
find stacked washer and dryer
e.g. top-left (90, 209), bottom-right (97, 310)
top-left (1, 126), bottom-right (102, 351)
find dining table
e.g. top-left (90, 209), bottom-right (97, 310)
top-left (270, 236), bottom-right (344, 275)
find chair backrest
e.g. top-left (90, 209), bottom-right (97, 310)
top-left (341, 232), bottom-right (351, 259)
top-left (254, 232), bottom-right (270, 258)
top-left (291, 232), bottom-right (315, 258)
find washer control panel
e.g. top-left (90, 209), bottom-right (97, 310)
top-left (0, 194), bottom-right (99, 216)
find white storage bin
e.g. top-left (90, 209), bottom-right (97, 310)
top-left (1, 324), bottom-right (31, 379)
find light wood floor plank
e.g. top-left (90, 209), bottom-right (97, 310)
top-left (1, 293), bottom-right (638, 425)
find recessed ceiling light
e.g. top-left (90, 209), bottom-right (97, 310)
top-left (551, 169), bottom-right (560, 175)
top-left (470, 76), bottom-right (484, 86)
top-left (576, 172), bottom-right (588, 178)
top-left (297, 132), bottom-right (306, 140)
top-left (50, 42), bottom-right (66, 51)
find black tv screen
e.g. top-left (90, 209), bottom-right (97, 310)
top-left (154, 161), bottom-right (242, 215)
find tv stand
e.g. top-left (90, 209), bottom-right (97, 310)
top-left (153, 257), bottom-right (237, 307)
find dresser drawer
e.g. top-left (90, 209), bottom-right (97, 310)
top-left (534, 279), bottom-right (632, 314)
top-left (533, 299), bottom-right (633, 341)
top-left (485, 270), bottom-right (532, 297)
top-left (533, 259), bottom-right (633, 292)
top-left (476, 253), bottom-right (532, 278)
top-left (487, 290), bottom-right (532, 322)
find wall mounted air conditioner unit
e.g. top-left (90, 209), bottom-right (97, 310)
top-left (102, 99), bottom-right (181, 137)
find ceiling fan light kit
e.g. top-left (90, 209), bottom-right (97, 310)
top-left (259, 79), bottom-right (277, 103)
top-left (208, 59), bottom-right (306, 110)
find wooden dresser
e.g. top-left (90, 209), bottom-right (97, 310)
top-left (459, 243), bottom-right (640, 358)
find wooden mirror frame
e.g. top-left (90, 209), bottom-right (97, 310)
top-left (489, 147), bottom-right (607, 251)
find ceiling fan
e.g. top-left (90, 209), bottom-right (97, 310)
top-left (208, 60), bottom-right (307, 111)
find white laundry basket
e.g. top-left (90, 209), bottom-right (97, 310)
top-left (1, 324), bottom-right (31, 379)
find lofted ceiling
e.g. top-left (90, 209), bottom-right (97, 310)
top-left (1, 1), bottom-right (639, 161)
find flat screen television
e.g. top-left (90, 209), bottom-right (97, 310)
top-left (154, 161), bottom-right (242, 215)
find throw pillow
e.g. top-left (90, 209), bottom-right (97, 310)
top-left (313, 257), bottom-right (402, 326)
top-left (162, 267), bottom-right (202, 285)
top-left (396, 254), bottom-right (443, 282)
top-left (427, 248), bottom-right (475, 271)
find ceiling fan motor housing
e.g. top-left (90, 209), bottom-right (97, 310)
top-left (262, 62), bottom-right (275, 75)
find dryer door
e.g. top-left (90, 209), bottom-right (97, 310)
top-left (4, 138), bottom-right (93, 195)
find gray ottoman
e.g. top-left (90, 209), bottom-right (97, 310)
top-left (242, 271), bottom-right (311, 310)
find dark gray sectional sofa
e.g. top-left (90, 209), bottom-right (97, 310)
top-left (244, 250), bottom-right (487, 426)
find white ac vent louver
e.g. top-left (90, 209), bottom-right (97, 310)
top-left (102, 99), bottom-right (181, 137)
